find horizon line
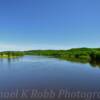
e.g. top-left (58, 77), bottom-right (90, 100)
top-left (0, 47), bottom-right (100, 52)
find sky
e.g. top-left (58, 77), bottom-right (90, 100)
top-left (0, 0), bottom-right (100, 51)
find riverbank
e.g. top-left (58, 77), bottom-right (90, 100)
top-left (0, 51), bottom-right (24, 58)
top-left (1, 48), bottom-right (100, 65)
top-left (0, 55), bottom-right (19, 58)
top-left (24, 48), bottom-right (100, 65)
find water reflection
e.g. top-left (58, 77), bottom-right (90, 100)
top-left (89, 60), bottom-right (100, 68)
top-left (0, 58), bottom-right (3, 63)
top-left (60, 58), bottom-right (100, 68)
top-left (0, 57), bottom-right (21, 65)
top-left (0, 56), bottom-right (100, 68)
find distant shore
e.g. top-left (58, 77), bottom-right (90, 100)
top-left (0, 48), bottom-right (100, 66)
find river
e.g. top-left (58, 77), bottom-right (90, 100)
top-left (0, 56), bottom-right (100, 100)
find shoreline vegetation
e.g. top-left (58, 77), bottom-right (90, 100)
top-left (0, 48), bottom-right (100, 66)
top-left (0, 51), bottom-right (24, 58)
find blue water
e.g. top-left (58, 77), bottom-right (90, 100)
top-left (0, 56), bottom-right (100, 100)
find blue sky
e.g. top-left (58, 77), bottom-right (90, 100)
top-left (0, 0), bottom-right (100, 51)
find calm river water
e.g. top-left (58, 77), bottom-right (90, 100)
top-left (0, 56), bottom-right (100, 100)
